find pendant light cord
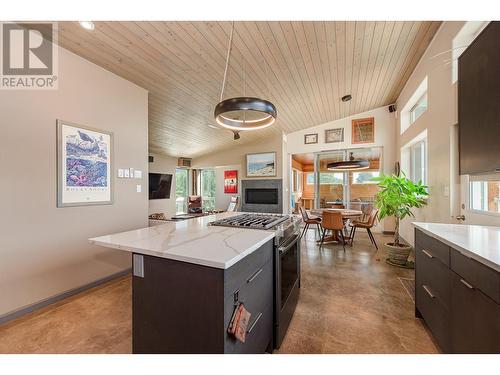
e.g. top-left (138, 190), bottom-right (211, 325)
top-left (220, 21), bottom-right (235, 102)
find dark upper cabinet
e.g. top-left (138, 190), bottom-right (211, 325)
top-left (458, 21), bottom-right (500, 175)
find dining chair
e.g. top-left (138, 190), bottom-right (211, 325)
top-left (299, 206), bottom-right (322, 239)
top-left (348, 208), bottom-right (379, 250)
top-left (320, 211), bottom-right (346, 251)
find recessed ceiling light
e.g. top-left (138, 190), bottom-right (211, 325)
top-left (79, 21), bottom-right (95, 31)
top-left (341, 94), bottom-right (352, 102)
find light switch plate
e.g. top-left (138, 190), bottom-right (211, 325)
top-left (129, 168), bottom-right (135, 178)
top-left (124, 169), bottom-right (130, 178)
top-left (118, 169), bottom-right (124, 178)
top-left (134, 170), bottom-right (143, 179)
top-left (136, 184), bottom-right (142, 193)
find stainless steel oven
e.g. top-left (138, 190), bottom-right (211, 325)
top-left (274, 227), bottom-right (301, 348)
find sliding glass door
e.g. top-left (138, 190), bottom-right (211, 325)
top-left (315, 151), bottom-right (346, 208)
top-left (175, 168), bottom-right (188, 214)
top-left (200, 169), bottom-right (216, 211)
top-left (314, 147), bottom-right (382, 210)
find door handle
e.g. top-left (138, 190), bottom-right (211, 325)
top-left (422, 249), bottom-right (434, 259)
top-left (422, 285), bottom-right (435, 299)
top-left (460, 278), bottom-right (475, 290)
top-left (247, 312), bottom-right (263, 333)
top-left (456, 215), bottom-right (466, 221)
top-left (247, 268), bottom-right (263, 284)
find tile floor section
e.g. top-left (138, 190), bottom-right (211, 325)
top-left (0, 230), bottom-right (439, 354)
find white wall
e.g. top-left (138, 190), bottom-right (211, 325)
top-left (148, 153), bottom-right (178, 217)
top-left (395, 22), bottom-right (500, 245)
top-left (285, 106), bottom-right (397, 231)
top-left (214, 165), bottom-right (241, 211)
top-left (193, 133), bottom-right (284, 211)
top-left (0, 47), bottom-right (148, 317)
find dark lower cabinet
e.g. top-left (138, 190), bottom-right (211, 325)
top-left (450, 272), bottom-right (500, 353)
top-left (132, 240), bottom-right (274, 354)
top-left (415, 228), bottom-right (500, 354)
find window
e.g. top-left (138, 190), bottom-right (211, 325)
top-left (410, 140), bottom-right (427, 184)
top-left (352, 171), bottom-right (380, 184)
top-left (469, 179), bottom-right (500, 214)
top-left (306, 172), bottom-right (343, 185)
top-left (400, 77), bottom-right (428, 134)
top-left (292, 169), bottom-right (302, 192)
top-left (200, 169), bottom-right (216, 211)
top-left (175, 168), bottom-right (188, 214)
top-left (410, 93), bottom-right (427, 125)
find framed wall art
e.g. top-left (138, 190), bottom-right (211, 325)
top-left (325, 128), bottom-right (344, 143)
top-left (352, 117), bottom-right (375, 144)
top-left (304, 133), bottom-right (318, 144)
top-left (57, 120), bottom-right (113, 207)
top-left (224, 170), bottom-right (238, 194)
top-left (246, 152), bottom-right (276, 177)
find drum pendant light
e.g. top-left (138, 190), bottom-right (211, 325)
top-left (327, 152), bottom-right (370, 171)
top-left (214, 22), bottom-right (277, 131)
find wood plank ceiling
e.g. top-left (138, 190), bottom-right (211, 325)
top-left (56, 21), bottom-right (441, 158)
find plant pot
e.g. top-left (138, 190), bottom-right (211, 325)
top-left (385, 242), bottom-right (412, 266)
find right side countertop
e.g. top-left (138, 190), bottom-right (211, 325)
top-left (413, 222), bottom-right (500, 272)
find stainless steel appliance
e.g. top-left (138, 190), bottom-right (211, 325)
top-left (210, 213), bottom-right (301, 349)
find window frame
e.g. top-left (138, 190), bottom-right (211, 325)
top-left (175, 168), bottom-right (189, 214)
top-left (409, 139), bottom-right (427, 185)
top-left (200, 169), bottom-right (216, 212)
top-left (467, 175), bottom-right (500, 216)
top-left (409, 92), bottom-right (428, 125)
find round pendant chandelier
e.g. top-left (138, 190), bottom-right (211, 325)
top-left (327, 152), bottom-right (370, 171)
top-left (214, 22), bottom-right (277, 132)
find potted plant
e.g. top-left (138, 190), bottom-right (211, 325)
top-left (372, 173), bottom-right (428, 266)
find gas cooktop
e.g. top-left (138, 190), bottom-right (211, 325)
top-left (209, 213), bottom-right (289, 230)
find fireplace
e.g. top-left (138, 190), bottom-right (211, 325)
top-left (241, 179), bottom-right (282, 213)
top-left (245, 188), bottom-right (278, 205)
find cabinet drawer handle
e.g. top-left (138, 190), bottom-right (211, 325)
top-left (247, 312), bottom-right (263, 334)
top-left (460, 278), bottom-right (475, 290)
top-left (247, 268), bottom-right (263, 284)
top-left (422, 249), bottom-right (434, 259)
top-left (422, 285), bottom-right (435, 299)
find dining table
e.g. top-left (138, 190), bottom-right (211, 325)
top-left (310, 208), bottom-right (363, 244)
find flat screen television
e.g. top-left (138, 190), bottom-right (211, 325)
top-left (458, 22), bottom-right (500, 175)
top-left (149, 173), bottom-right (172, 200)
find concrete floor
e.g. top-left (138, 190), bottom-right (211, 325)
top-left (0, 230), bottom-right (438, 354)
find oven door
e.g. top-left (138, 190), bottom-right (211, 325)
top-left (275, 231), bottom-right (301, 348)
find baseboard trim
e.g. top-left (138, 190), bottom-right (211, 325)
top-left (0, 268), bottom-right (132, 325)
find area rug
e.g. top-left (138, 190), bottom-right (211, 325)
top-left (398, 277), bottom-right (415, 303)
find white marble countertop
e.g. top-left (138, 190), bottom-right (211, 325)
top-left (89, 212), bottom-right (277, 269)
top-left (413, 222), bottom-right (500, 271)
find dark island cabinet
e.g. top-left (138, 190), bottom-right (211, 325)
top-left (132, 239), bottom-right (274, 354)
top-left (415, 228), bottom-right (500, 354)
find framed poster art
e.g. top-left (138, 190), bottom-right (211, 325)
top-left (224, 170), bottom-right (238, 194)
top-left (304, 133), bottom-right (318, 144)
top-left (325, 128), bottom-right (344, 143)
top-left (246, 152), bottom-right (276, 177)
top-left (57, 120), bottom-right (113, 207)
top-left (352, 117), bottom-right (375, 144)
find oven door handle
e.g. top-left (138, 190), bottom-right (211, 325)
top-left (278, 233), bottom-right (300, 255)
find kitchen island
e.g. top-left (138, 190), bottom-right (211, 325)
top-left (89, 212), bottom-right (300, 354)
top-left (413, 222), bottom-right (500, 353)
